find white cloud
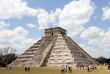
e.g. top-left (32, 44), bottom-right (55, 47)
top-left (27, 24), bottom-right (36, 28)
top-left (37, 9), bottom-right (50, 29)
top-left (0, 21), bottom-right (10, 28)
top-left (0, 0), bottom-right (61, 30)
top-left (80, 27), bottom-right (104, 40)
top-left (80, 26), bottom-right (110, 58)
top-left (102, 6), bottom-right (110, 20)
top-left (58, 0), bottom-right (94, 38)
top-left (36, 8), bottom-right (61, 29)
top-left (49, 8), bottom-right (61, 25)
top-left (0, 0), bottom-right (95, 33)
top-left (0, 0), bottom-right (37, 19)
top-left (0, 26), bottom-right (38, 54)
top-left (36, 0), bottom-right (95, 33)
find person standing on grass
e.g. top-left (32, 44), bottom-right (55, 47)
top-left (68, 65), bottom-right (72, 73)
top-left (87, 65), bottom-right (91, 72)
top-left (61, 65), bottom-right (65, 73)
top-left (27, 67), bottom-right (30, 71)
top-left (108, 64), bottom-right (110, 70)
top-left (25, 67), bottom-right (27, 71)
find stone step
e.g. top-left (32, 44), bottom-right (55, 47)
top-left (22, 52), bottom-right (35, 55)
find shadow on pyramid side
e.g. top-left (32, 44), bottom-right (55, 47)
top-left (8, 27), bottom-right (99, 67)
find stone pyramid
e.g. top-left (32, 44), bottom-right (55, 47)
top-left (9, 27), bottom-right (99, 67)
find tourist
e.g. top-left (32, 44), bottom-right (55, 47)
top-left (108, 64), bottom-right (110, 70)
top-left (61, 64), bottom-right (72, 73)
top-left (87, 66), bottom-right (90, 72)
top-left (82, 64), bottom-right (84, 70)
top-left (61, 65), bottom-right (65, 73)
top-left (68, 65), bottom-right (72, 73)
top-left (27, 67), bottom-right (30, 71)
top-left (87, 65), bottom-right (92, 72)
top-left (25, 67), bottom-right (27, 71)
top-left (25, 67), bottom-right (30, 72)
top-left (65, 64), bottom-right (69, 72)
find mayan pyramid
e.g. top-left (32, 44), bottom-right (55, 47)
top-left (8, 27), bottom-right (99, 67)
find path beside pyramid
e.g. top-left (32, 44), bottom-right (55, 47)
top-left (8, 27), bottom-right (99, 67)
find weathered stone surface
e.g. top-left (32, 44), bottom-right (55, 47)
top-left (8, 27), bottom-right (99, 67)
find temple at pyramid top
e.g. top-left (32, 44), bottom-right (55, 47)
top-left (45, 27), bottom-right (66, 36)
top-left (8, 27), bottom-right (99, 67)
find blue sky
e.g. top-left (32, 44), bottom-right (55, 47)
top-left (0, 0), bottom-right (110, 58)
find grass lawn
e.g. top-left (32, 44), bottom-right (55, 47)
top-left (0, 66), bottom-right (110, 74)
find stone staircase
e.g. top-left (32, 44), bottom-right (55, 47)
top-left (46, 34), bottom-right (74, 66)
top-left (30, 36), bottom-right (57, 67)
top-left (39, 35), bottom-right (57, 66)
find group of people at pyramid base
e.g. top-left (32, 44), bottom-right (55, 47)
top-left (61, 64), bottom-right (72, 73)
